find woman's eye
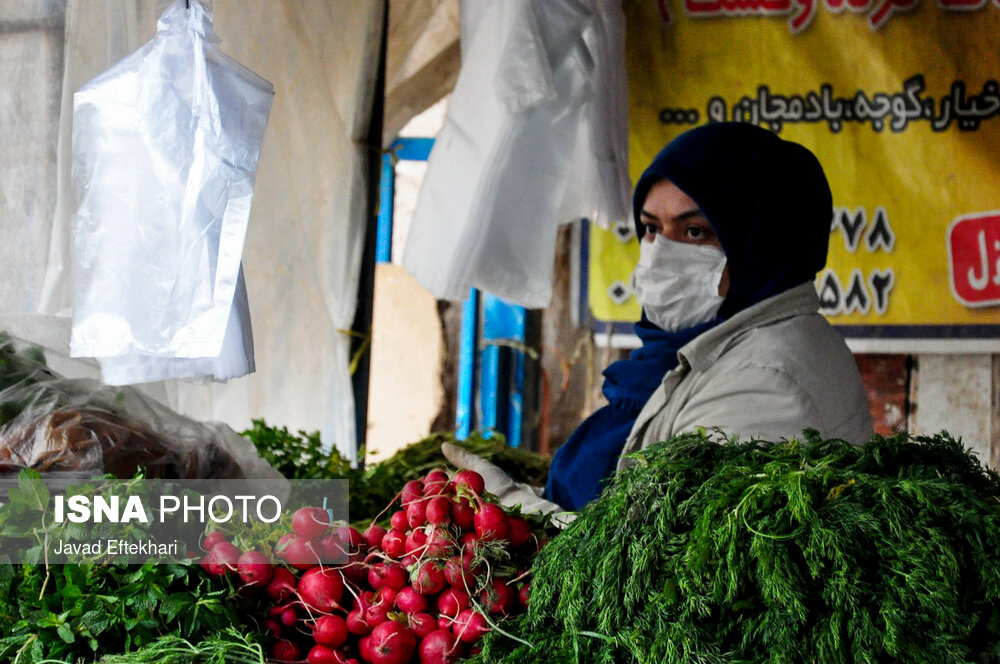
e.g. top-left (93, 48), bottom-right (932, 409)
top-left (686, 226), bottom-right (707, 240)
top-left (643, 223), bottom-right (658, 236)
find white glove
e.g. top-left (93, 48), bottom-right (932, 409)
top-left (441, 442), bottom-right (576, 529)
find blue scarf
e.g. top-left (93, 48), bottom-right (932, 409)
top-left (544, 318), bottom-right (715, 510)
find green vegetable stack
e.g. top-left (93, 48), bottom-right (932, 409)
top-left (472, 430), bottom-right (1000, 664)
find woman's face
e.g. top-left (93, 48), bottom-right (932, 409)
top-left (639, 178), bottom-right (729, 296)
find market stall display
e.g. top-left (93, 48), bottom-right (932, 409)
top-left (197, 467), bottom-right (551, 663)
top-left (470, 430), bottom-right (1000, 664)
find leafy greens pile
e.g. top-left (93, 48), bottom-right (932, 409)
top-left (242, 421), bottom-right (551, 524)
top-left (472, 430), bottom-right (1000, 664)
top-left (0, 562), bottom-right (262, 664)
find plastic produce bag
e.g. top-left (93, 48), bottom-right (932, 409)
top-left (0, 333), bottom-right (281, 481)
top-left (69, 0), bottom-right (273, 385)
top-left (402, 0), bottom-right (629, 308)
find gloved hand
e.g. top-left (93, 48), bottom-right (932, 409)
top-left (441, 442), bottom-right (576, 529)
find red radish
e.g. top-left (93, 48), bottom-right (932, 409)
top-left (474, 503), bottom-right (509, 541)
top-left (274, 533), bottom-right (295, 557)
top-left (395, 586), bottom-right (428, 614)
top-left (411, 563), bottom-right (447, 595)
top-left (336, 525), bottom-right (364, 553)
top-left (262, 618), bottom-right (282, 638)
top-left (283, 536), bottom-right (324, 570)
top-left (359, 636), bottom-right (373, 663)
top-left (210, 541), bottom-right (241, 572)
top-left (347, 608), bottom-right (371, 636)
top-left (298, 566), bottom-right (345, 613)
top-left (452, 609), bottom-right (489, 644)
top-left (376, 586), bottom-right (398, 607)
top-left (437, 587), bottom-right (470, 618)
top-left (368, 562), bottom-right (407, 590)
top-left (401, 480), bottom-right (424, 504)
top-left (444, 553), bottom-right (479, 589)
top-left (425, 496), bottom-right (452, 525)
top-left (308, 645), bottom-right (341, 664)
top-left (236, 550), bottom-right (272, 587)
top-left (450, 499), bottom-right (475, 530)
top-left (279, 605), bottom-right (298, 627)
top-left (405, 528), bottom-right (428, 555)
top-left (479, 578), bottom-right (515, 615)
top-left (518, 582), bottom-right (530, 608)
top-left (437, 616), bottom-right (452, 630)
top-left (506, 516), bottom-right (531, 547)
top-left (424, 528), bottom-right (453, 557)
top-left (271, 639), bottom-right (302, 662)
top-left (381, 529), bottom-right (406, 558)
top-left (425, 469), bottom-right (449, 484)
top-left (390, 510), bottom-right (409, 531)
top-left (406, 500), bottom-right (427, 528)
top-left (319, 533), bottom-right (346, 563)
top-left (365, 587), bottom-right (396, 627)
top-left (418, 629), bottom-right (463, 664)
top-left (293, 506), bottom-right (332, 539)
top-left (401, 554), bottom-right (417, 569)
top-left (201, 531), bottom-right (228, 551)
top-left (364, 601), bottom-right (390, 628)
top-left (369, 620), bottom-right (417, 664)
top-left (363, 523), bottom-right (388, 550)
top-left (453, 469), bottom-right (486, 496)
top-left (458, 532), bottom-right (479, 554)
top-left (199, 550), bottom-right (225, 577)
top-left (423, 471), bottom-right (448, 496)
top-left (342, 552), bottom-right (369, 586)
top-left (266, 567), bottom-right (297, 603)
top-left (313, 614), bottom-right (349, 647)
top-left (409, 612), bottom-right (436, 638)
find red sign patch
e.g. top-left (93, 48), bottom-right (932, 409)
top-left (948, 211), bottom-right (1000, 308)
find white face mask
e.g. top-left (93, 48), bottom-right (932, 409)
top-left (632, 236), bottom-right (727, 332)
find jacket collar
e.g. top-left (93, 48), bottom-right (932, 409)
top-left (677, 282), bottom-right (821, 373)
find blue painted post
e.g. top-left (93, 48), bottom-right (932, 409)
top-left (456, 288), bottom-right (480, 440)
top-left (376, 152), bottom-right (395, 263)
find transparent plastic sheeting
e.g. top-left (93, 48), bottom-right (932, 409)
top-left (69, 0), bottom-right (273, 385)
top-left (402, 0), bottom-right (631, 308)
top-left (2, 1), bottom-right (383, 463)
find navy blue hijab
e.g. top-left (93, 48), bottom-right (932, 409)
top-left (545, 123), bottom-right (833, 510)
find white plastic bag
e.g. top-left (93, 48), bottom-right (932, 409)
top-left (402, 0), bottom-right (629, 308)
top-left (69, 0), bottom-right (273, 385)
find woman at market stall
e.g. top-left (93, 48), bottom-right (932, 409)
top-left (443, 122), bottom-right (874, 518)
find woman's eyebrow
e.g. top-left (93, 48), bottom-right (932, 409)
top-left (673, 208), bottom-right (705, 222)
top-left (639, 209), bottom-right (659, 221)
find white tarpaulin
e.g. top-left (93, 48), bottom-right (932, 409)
top-left (402, 0), bottom-right (630, 308)
top-left (0, 0), bottom-right (384, 462)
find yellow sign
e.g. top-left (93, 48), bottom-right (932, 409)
top-left (588, 0), bottom-right (1000, 346)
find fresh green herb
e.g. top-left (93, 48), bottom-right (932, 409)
top-left (241, 421), bottom-right (551, 525)
top-left (93, 628), bottom-right (266, 664)
top-left (240, 419), bottom-right (354, 480)
top-left (472, 430), bottom-right (1000, 664)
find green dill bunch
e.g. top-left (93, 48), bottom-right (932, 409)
top-left (471, 430), bottom-right (1000, 664)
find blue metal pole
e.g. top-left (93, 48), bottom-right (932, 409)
top-left (456, 288), bottom-right (480, 440)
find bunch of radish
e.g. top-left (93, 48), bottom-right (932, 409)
top-left (198, 467), bottom-right (543, 664)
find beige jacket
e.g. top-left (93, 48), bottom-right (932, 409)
top-left (617, 283), bottom-right (873, 470)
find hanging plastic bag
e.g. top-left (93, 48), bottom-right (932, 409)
top-left (402, 0), bottom-right (629, 308)
top-left (69, 0), bottom-right (273, 385)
